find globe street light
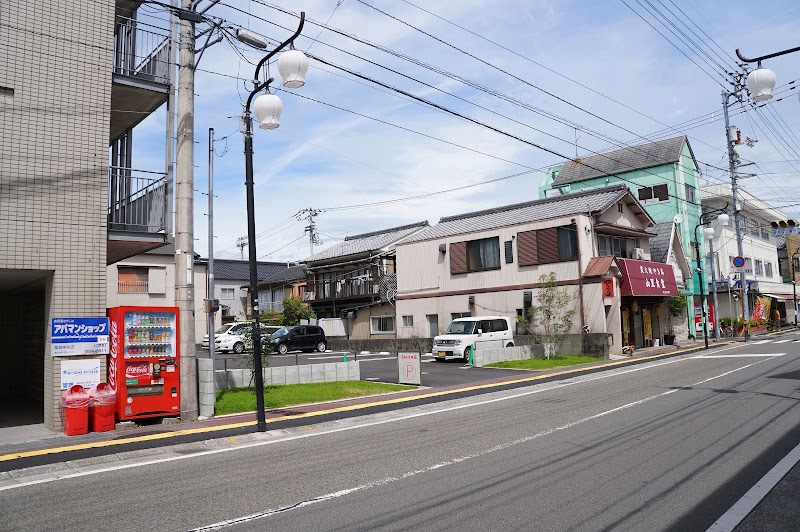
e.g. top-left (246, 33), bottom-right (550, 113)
top-left (239, 13), bottom-right (308, 432)
top-left (695, 208), bottom-right (729, 349)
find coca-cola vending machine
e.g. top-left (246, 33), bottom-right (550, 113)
top-left (107, 306), bottom-right (180, 421)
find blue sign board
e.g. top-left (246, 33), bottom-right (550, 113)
top-left (51, 317), bottom-right (110, 357)
top-left (731, 256), bottom-right (746, 268)
top-left (773, 228), bottom-right (798, 236)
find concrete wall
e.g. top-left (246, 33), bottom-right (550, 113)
top-left (473, 344), bottom-right (544, 367)
top-left (0, 0), bottom-right (114, 431)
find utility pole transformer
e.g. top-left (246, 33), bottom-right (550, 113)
top-left (298, 208), bottom-right (322, 257)
top-left (176, 0), bottom-right (198, 420)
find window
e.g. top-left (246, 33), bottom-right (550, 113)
top-left (402, 315), bottom-right (414, 327)
top-left (467, 237), bottom-right (501, 272)
top-left (760, 226), bottom-right (770, 240)
top-left (504, 240), bottom-right (513, 264)
top-left (637, 184), bottom-right (669, 203)
top-left (598, 235), bottom-right (631, 258)
top-left (765, 262), bottom-right (774, 278)
top-left (492, 318), bottom-right (509, 331)
top-left (755, 259), bottom-right (764, 276)
top-left (451, 312), bottom-right (471, 320)
top-left (557, 226), bottom-right (578, 260)
top-left (370, 316), bottom-right (396, 334)
top-left (117, 267), bottom-right (148, 293)
top-left (685, 184), bottom-right (696, 203)
top-left (221, 288), bottom-right (235, 299)
top-left (745, 258), bottom-right (753, 274)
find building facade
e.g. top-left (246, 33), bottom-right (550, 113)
top-left (396, 185), bottom-right (686, 355)
top-left (538, 136), bottom-right (703, 333)
top-left (0, 0), bottom-right (173, 430)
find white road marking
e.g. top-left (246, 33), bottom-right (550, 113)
top-left (772, 339), bottom-right (792, 344)
top-left (191, 357), bottom-right (772, 531)
top-left (707, 440), bottom-right (800, 532)
top-left (0, 342), bottom-right (757, 494)
top-left (749, 340), bottom-right (772, 345)
top-left (692, 353), bottom-right (787, 358)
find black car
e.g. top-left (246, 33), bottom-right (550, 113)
top-left (269, 325), bottom-right (327, 355)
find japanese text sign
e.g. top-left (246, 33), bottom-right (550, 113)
top-left (51, 317), bottom-right (110, 357)
top-left (398, 352), bottom-right (421, 385)
top-left (616, 259), bottom-right (679, 297)
top-left (60, 359), bottom-right (101, 390)
top-left (601, 277), bottom-right (615, 298)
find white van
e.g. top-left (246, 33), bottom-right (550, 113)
top-left (432, 316), bottom-right (515, 361)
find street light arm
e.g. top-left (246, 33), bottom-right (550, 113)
top-left (245, 78), bottom-right (274, 113)
top-left (253, 11), bottom-right (305, 83)
top-left (736, 45), bottom-right (800, 64)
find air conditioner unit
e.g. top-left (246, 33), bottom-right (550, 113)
top-left (303, 292), bottom-right (315, 301)
top-left (632, 248), bottom-right (645, 260)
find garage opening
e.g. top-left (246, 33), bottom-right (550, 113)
top-left (0, 270), bottom-right (49, 428)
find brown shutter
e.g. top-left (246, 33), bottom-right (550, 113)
top-left (517, 230), bottom-right (539, 266)
top-left (537, 227), bottom-right (559, 263)
top-left (450, 241), bottom-right (467, 274)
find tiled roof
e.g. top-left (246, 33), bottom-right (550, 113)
top-left (212, 259), bottom-right (288, 281)
top-left (303, 221), bottom-right (429, 263)
top-left (552, 135), bottom-right (687, 186)
top-left (584, 256), bottom-right (615, 277)
top-left (645, 221), bottom-right (674, 264)
top-left (403, 184), bottom-right (632, 243)
top-left (261, 264), bottom-right (306, 285)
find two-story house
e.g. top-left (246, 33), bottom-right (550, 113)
top-left (257, 265), bottom-right (308, 315)
top-left (0, 1), bottom-right (174, 431)
top-left (538, 135), bottom-right (703, 333)
top-left (701, 184), bottom-right (795, 322)
top-left (303, 222), bottom-right (429, 339)
top-left (395, 185), bottom-right (688, 355)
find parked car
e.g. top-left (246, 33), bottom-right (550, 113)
top-left (269, 325), bottom-right (327, 355)
top-left (202, 323), bottom-right (280, 354)
top-left (432, 316), bottom-right (514, 361)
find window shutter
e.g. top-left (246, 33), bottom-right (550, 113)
top-left (504, 240), bottom-right (513, 264)
top-left (517, 230), bottom-right (539, 266)
top-left (537, 227), bottom-right (559, 263)
top-left (450, 241), bottom-right (467, 274)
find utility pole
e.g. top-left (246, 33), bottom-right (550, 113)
top-left (723, 91), bottom-right (750, 341)
top-left (207, 127), bottom-right (216, 410)
top-left (708, 234), bottom-right (721, 341)
top-left (237, 236), bottom-right (248, 260)
top-left (175, 0), bottom-right (199, 420)
top-left (298, 208), bottom-right (322, 257)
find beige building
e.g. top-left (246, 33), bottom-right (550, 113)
top-left (396, 185), bottom-right (688, 355)
top-left (0, 1), bottom-right (173, 430)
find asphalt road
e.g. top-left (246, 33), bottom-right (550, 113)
top-left (4, 339), bottom-right (800, 531)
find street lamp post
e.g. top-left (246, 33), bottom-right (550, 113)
top-left (240, 14), bottom-right (308, 432)
top-left (694, 208), bottom-right (730, 349)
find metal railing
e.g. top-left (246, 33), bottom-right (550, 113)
top-left (260, 301), bottom-right (284, 313)
top-left (118, 281), bottom-right (148, 293)
top-left (108, 167), bottom-right (168, 233)
top-left (113, 18), bottom-right (171, 85)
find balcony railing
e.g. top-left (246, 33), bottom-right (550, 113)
top-left (118, 281), bottom-right (148, 294)
top-left (113, 18), bottom-right (171, 85)
top-left (108, 167), bottom-right (167, 233)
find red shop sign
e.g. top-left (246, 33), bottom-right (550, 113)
top-left (601, 277), bottom-right (615, 298)
top-left (616, 258), bottom-right (678, 297)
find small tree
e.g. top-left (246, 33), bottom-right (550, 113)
top-left (281, 295), bottom-right (316, 326)
top-left (526, 272), bottom-right (576, 359)
top-left (235, 325), bottom-right (274, 386)
top-left (666, 297), bottom-right (685, 334)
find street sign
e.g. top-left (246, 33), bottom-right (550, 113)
top-left (731, 256), bottom-right (746, 272)
top-left (398, 352), bottom-right (421, 385)
top-left (773, 228), bottom-right (798, 236)
top-left (51, 317), bottom-right (110, 357)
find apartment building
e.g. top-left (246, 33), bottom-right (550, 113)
top-left (0, 0), bottom-right (173, 430)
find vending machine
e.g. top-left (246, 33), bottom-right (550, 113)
top-left (107, 306), bottom-right (180, 421)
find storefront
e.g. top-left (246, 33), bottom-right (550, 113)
top-left (617, 258), bottom-right (680, 348)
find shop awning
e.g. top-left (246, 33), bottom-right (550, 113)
top-left (617, 258), bottom-right (679, 297)
top-left (762, 293), bottom-right (794, 302)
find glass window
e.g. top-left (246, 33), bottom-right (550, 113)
top-left (765, 262), bottom-right (773, 278)
top-left (467, 237), bottom-right (501, 272)
top-left (492, 318), bottom-right (508, 331)
top-left (402, 315), bottom-right (414, 327)
top-left (597, 235), bottom-right (630, 258)
top-left (370, 316), bottom-right (395, 333)
top-left (446, 320), bottom-right (477, 334)
top-left (745, 258), bottom-right (753, 274)
top-left (451, 312), bottom-right (471, 320)
top-left (684, 184), bottom-right (696, 203)
top-left (638, 184), bottom-right (669, 203)
top-left (760, 226), bottom-right (770, 240)
top-left (118, 267), bottom-right (148, 293)
top-left (557, 226), bottom-right (578, 260)
top-left (220, 287), bottom-right (235, 299)
top-left (755, 260), bottom-right (764, 276)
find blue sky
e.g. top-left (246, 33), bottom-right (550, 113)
top-left (132, 0), bottom-right (800, 262)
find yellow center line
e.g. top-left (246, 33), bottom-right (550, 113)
top-left (0, 344), bottom-right (715, 463)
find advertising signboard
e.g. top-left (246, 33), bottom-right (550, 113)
top-left (60, 359), bottom-right (101, 390)
top-left (51, 317), bottom-right (110, 357)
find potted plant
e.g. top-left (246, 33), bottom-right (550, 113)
top-left (664, 297), bottom-right (685, 345)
